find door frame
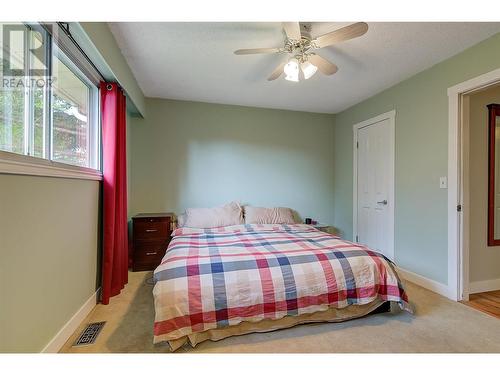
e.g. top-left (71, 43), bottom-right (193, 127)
top-left (352, 110), bottom-right (396, 261)
top-left (447, 67), bottom-right (500, 302)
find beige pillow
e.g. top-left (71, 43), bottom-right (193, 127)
top-left (184, 201), bottom-right (243, 228)
top-left (244, 206), bottom-right (295, 224)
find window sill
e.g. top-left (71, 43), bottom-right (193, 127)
top-left (0, 150), bottom-right (102, 181)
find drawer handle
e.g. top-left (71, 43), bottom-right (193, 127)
top-left (145, 229), bottom-right (158, 232)
top-left (146, 252), bottom-right (157, 256)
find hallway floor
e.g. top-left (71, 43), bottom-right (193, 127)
top-left (462, 290), bottom-right (500, 319)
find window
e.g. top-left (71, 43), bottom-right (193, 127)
top-left (52, 51), bottom-right (98, 168)
top-left (0, 23), bottom-right (27, 155)
top-left (0, 22), bottom-right (100, 175)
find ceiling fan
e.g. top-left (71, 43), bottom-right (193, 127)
top-left (234, 22), bottom-right (368, 82)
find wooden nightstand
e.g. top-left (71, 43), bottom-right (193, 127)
top-left (132, 213), bottom-right (174, 271)
top-left (312, 223), bottom-right (330, 232)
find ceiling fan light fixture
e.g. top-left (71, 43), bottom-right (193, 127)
top-left (284, 58), bottom-right (300, 82)
top-left (235, 22), bottom-right (368, 82)
top-left (301, 61), bottom-right (318, 79)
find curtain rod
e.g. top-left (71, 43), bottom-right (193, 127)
top-left (57, 22), bottom-right (107, 82)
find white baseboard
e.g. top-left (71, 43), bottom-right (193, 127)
top-left (396, 267), bottom-right (455, 300)
top-left (469, 278), bottom-right (500, 294)
top-left (41, 288), bottom-right (100, 353)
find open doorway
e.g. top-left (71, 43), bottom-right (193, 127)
top-left (460, 83), bottom-right (500, 318)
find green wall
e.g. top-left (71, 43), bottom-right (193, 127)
top-left (129, 98), bottom-right (335, 225)
top-left (0, 175), bottom-right (100, 352)
top-left (0, 22), bottom-right (139, 352)
top-left (332, 32), bottom-right (500, 284)
top-left (0, 22), bottom-right (134, 352)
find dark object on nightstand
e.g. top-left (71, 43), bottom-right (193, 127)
top-left (132, 213), bottom-right (174, 271)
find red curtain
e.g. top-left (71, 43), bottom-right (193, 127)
top-left (100, 82), bottom-right (128, 305)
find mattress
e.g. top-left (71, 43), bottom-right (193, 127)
top-left (152, 224), bottom-right (411, 350)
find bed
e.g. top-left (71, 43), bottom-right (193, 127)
top-left (153, 223), bottom-right (411, 350)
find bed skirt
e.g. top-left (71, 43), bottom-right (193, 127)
top-left (164, 299), bottom-right (389, 351)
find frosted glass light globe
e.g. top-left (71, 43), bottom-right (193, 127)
top-left (284, 58), bottom-right (299, 82)
top-left (301, 61), bottom-right (318, 79)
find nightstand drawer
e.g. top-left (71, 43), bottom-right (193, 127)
top-left (133, 241), bottom-right (168, 270)
top-left (134, 251), bottom-right (164, 266)
top-left (134, 220), bottom-right (170, 240)
top-left (134, 240), bottom-right (169, 255)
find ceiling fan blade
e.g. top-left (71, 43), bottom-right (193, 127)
top-left (308, 54), bottom-right (338, 75)
top-left (234, 48), bottom-right (281, 55)
top-left (282, 22), bottom-right (301, 40)
top-left (267, 61), bottom-right (287, 81)
top-left (313, 22), bottom-right (368, 48)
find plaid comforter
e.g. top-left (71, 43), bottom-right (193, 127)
top-left (153, 224), bottom-right (410, 344)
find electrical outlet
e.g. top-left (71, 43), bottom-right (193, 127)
top-left (440, 176), bottom-right (447, 189)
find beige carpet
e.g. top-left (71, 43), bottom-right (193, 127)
top-left (60, 271), bottom-right (500, 353)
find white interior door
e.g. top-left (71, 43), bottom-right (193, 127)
top-left (354, 112), bottom-right (395, 260)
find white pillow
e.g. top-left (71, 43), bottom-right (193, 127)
top-left (183, 201), bottom-right (243, 228)
top-left (176, 213), bottom-right (186, 227)
top-left (244, 206), bottom-right (295, 224)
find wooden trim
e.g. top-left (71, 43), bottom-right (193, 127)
top-left (396, 267), bottom-right (454, 300)
top-left (487, 104), bottom-right (500, 246)
top-left (447, 91), bottom-right (460, 301)
top-left (41, 288), bottom-right (100, 353)
top-left (447, 67), bottom-right (500, 302)
top-left (469, 278), bottom-right (500, 294)
top-left (461, 95), bottom-right (471, 301)
top-left (447, 67), bottom-right (500, 98)
top-left (0, 150), bottom-right (102, 181)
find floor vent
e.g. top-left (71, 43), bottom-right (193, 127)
top-left (73, 321), bottom-right (106, 346)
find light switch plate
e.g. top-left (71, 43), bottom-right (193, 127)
top-left (440, 176), bottom-right (448, 189)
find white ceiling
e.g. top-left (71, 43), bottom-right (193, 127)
top-left (109, 22), bottom-right (500, 114)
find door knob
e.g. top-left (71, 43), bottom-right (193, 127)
top-left (377, 200), bottom-right (388, 205)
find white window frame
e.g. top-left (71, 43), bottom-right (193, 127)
top-left (0, 149), bottom-right (102, 180)
top-left (51, 44), bottom-right (101, 171)
top-left (0, 22), bottom-right (102, 181)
